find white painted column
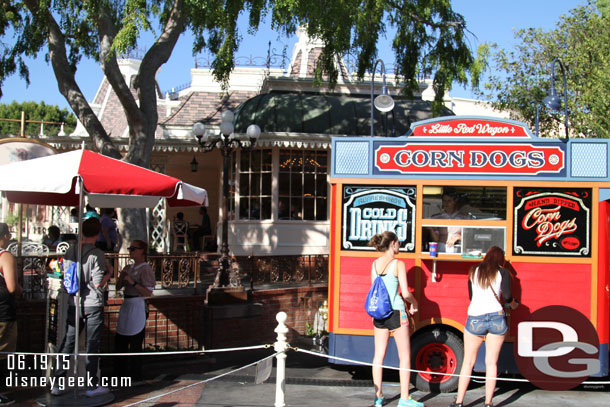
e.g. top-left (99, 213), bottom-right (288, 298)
top-left (274, 311), bottom-right (288, 407)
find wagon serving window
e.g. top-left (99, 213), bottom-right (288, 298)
top-left (422, 186), bottom-right (507, 255)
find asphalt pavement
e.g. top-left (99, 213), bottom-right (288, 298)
top-left (5, 342), bottom-right (610, 406)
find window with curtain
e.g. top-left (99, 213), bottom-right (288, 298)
top-left (278, 149), bottom-right (328, 221)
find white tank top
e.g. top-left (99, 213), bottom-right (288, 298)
top-left (467, 267), bottom-right (503, 316)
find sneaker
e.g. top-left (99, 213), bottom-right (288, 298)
top-left (398, 396), bottom-right (424, 407)
top-left (50, 385), bottom-right (63, 396)
top-left (85, 386), bottom-right (110, 397)
top-left (448, 402), bottom-right (463, 407)
top-left (0, 394), bottom-right (15, 406)
top-left (374, 395), bottom-right (385, 406)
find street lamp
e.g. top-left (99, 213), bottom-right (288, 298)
top-left (370, 59), bottom-right (395, 137)
top-left (543, 58), bottom-right (569, 141)
top-left (192, 110), bottom-right (261, 289)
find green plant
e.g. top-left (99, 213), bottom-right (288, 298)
top-left (4, 212), bottom-right (24, 228)
top-left (305, 322), bottom-right (315, 337)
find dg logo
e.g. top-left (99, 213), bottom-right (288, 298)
top-left (514, 305), bottom-right (600, 390)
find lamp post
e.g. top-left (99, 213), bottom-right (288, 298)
top-left (370, 59), bottom-right (395, 137)
top-left (543, 58), bottom-right (569, 141)
top-left (192, 110), bottom-right (261, 289)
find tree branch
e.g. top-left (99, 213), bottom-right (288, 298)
top-left (22, 0), bottom-right (120, 159)
top-left (127, 0), bottom-right (186, 164)
top-left (92, 2), bottom-right (143, 126)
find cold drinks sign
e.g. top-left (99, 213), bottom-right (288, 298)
top-left (342, 186), bottom-right (416, 251)
top-left (373, 118), bottom-right (565, 176)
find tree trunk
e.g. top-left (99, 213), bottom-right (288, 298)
top-left (118, 208), bottom-right (148, 252)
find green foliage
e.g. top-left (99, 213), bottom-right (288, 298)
top-left (4, 211), bottom-right (24, 228)
top-left (0, 101), bottom-right (77, 136)
top-left (1, 1), bottom-right (477, 113)
top-left (476, 1), bottom-right (610, 138)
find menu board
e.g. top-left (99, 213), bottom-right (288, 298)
top-left (342, 186), bottom-right (416, 251)
top-left (513, 187), bottom-right (591, 257)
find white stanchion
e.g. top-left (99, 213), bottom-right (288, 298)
top-left (274, 312), bottom-right (288, 407)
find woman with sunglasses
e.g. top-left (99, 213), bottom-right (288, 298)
top-left (115, 240), bottom-right (155, 380)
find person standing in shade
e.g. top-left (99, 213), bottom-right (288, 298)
top-left (52, 217), bottom-right (112, 397)
top-left (0, 223), bottom-right (22, 406)
top-left (368, 231), bottom-right (423, 407)
top-left (191, 206), bottom-right (212, 250)
top-left (96, 208), bottom-right (118, 252)
top-left (449, 246), bottom-right (519, 407)
top-left (115, 240), bottom-right (154, 380)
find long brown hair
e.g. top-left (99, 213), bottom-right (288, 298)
top-left (368, 231), bottom-right (398, 252)
top-left (469, 246), bottom-right (505, 289)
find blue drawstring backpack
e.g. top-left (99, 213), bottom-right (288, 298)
top-left (365, 274), bottom-right (393, 320)
top-left (63, 261), bottom-right (79, 294)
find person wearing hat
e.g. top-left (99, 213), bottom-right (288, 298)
top-left (0, 222), bottom-right (22, 406)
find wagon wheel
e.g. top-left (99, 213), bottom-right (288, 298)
top-left (177, 258), bottom-right (190, 288)
top-left (411, 328), bottom-right (463, 393)
top-left (161, 258), bottom-right (174, 288)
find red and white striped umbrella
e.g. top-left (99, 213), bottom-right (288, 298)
top-left (0, 148), bottom-right (207, 208)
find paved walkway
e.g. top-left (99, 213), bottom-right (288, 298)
top-left (6, 346), bottom-right (610, 406)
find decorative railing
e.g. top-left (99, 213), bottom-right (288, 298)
top-left (104, 253), bottom-right (202, 292)
top-left (241, 254), bottom-right (328, 286)
top-left (14, 251), bottom-right (328, 301)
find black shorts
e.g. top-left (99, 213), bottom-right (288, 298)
top-left (373, 310), bottom-right (402, 331)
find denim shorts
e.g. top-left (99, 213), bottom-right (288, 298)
top-left (465, 311), bottom-right (507, 336)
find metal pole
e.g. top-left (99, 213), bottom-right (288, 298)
top-left (274, 311), bottom-right (288, 407)
top-left (550, 58), bottom-right (569, 141)
top-left (215, 146), bottom-right (231, 287)
top-left (370, 60), bottom-right (380, 137)
top-left (73, 177), bottom-right (84, 377)
top-left (370, 59), bottom-right (388, 138)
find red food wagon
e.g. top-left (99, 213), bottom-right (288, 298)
top-left (327, 116), bottom-right (610, 392)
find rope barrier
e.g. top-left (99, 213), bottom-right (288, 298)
top-left (121, 352), bottom-right (280, 407)
top-left (0, 344), bottom-right (272, 357)
top-left (292, 347), bottom-right (610, 385)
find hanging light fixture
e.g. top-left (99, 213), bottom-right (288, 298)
top-left (190, 156), bottom-right (198, 172)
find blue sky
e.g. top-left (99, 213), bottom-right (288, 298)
top-left (0, 0), bottom-right (584, 111)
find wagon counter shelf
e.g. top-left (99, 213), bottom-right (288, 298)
top-left (422, 254), bottom-right (482, 282)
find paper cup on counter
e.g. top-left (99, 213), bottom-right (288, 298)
top-left (429, 242), bottom-right (438, 257)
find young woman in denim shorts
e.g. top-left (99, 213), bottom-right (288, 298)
top-left (369, 231), bottom-right (423, 407)
top-left (450, 246), bottom-right (519, 407)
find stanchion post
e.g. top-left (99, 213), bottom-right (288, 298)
top-left (274, 311), bottom-right (288, 407)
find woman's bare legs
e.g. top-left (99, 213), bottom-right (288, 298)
top-left (373, 326), bottom-right (390, 398)
top-left (455, 331), bottom-right (484, 404)
top-left (483, 333), bottom-right (505, 405)
top-left (392, 324), bottom-right (411, 400)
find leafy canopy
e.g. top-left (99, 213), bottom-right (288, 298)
top-left (0, 101), bottom-right (77, 136)
top-left (1, 0), bottom-right (478, 111)
top-left (476, 0), bottom-right (610, 138)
